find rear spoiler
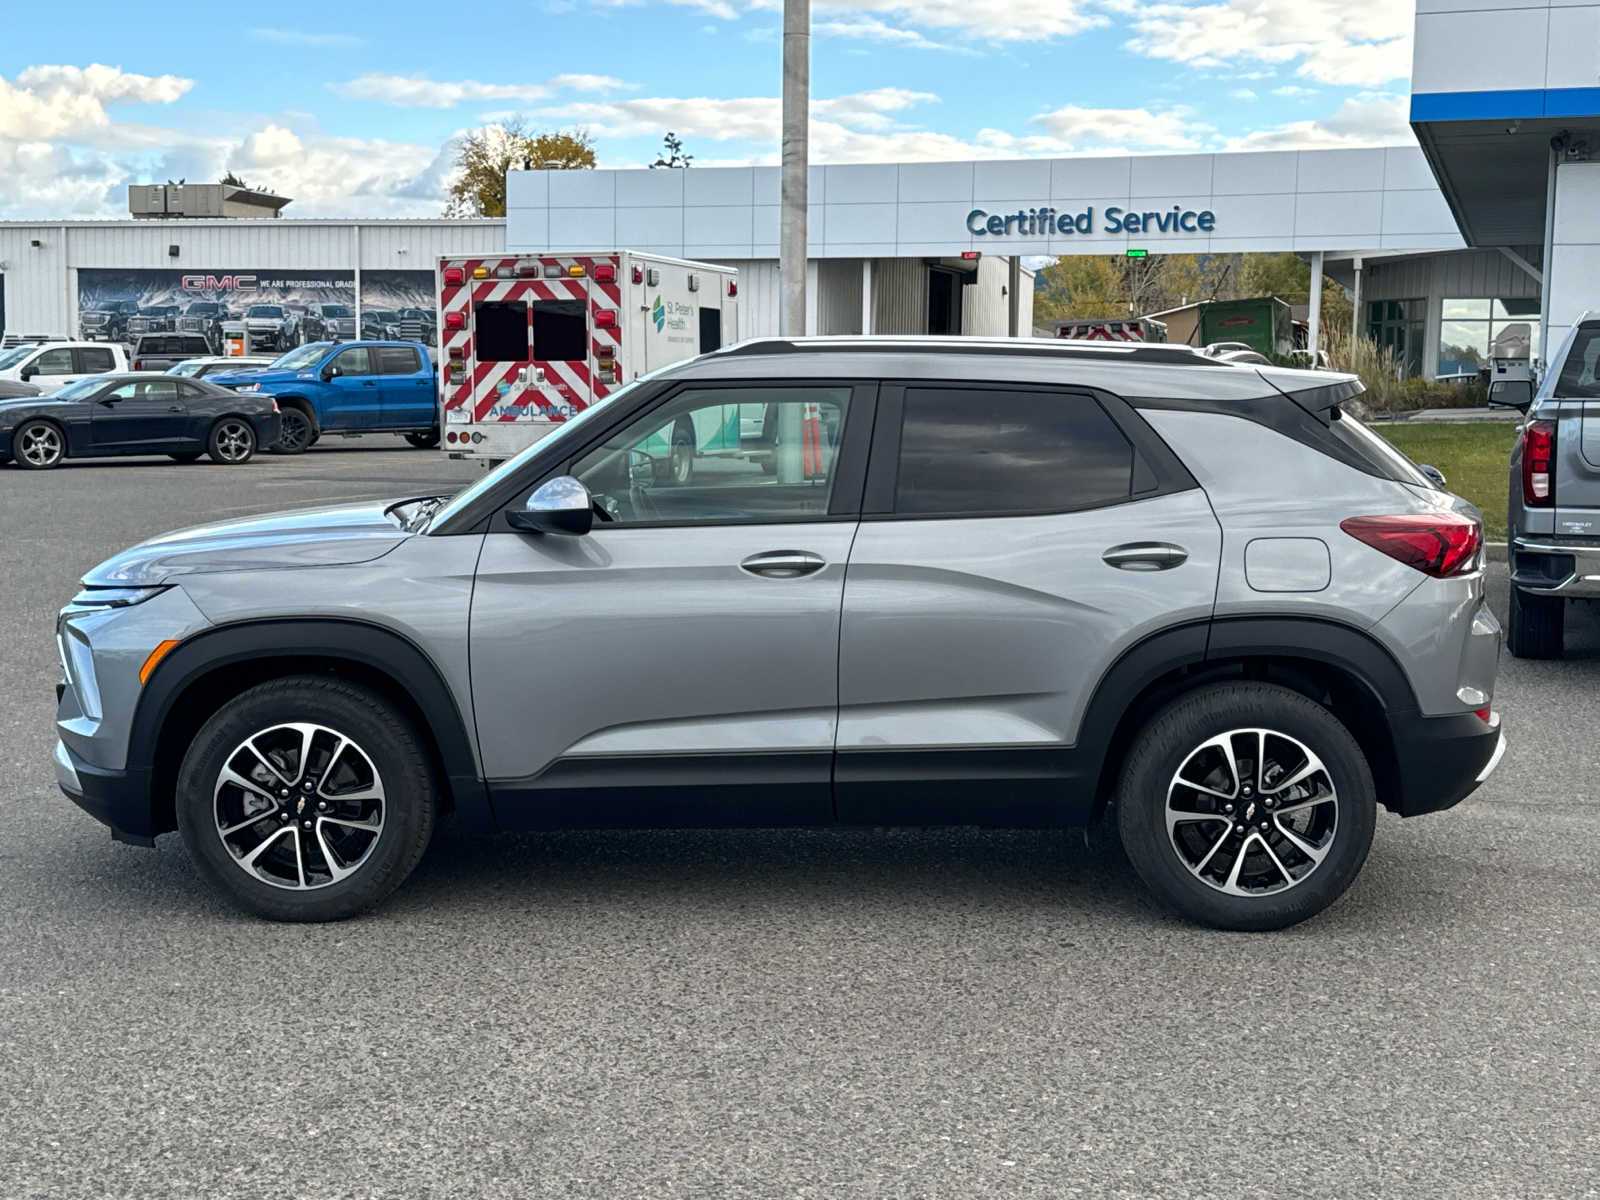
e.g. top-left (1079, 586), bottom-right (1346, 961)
top-left (1255, 367), bottom-right (1364, 423)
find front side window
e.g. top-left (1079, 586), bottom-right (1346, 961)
top-left (330, 347), bottom-right (371, 376)
top-left (894, 388), bottom-right (1133, 517)
top-left (572, 385), bottom-right (851, 524)
top-left (34, 348), bottom-right (75, 375)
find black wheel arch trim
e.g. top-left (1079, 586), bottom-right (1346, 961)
top-left (132, 617), bottom-right (490, 833)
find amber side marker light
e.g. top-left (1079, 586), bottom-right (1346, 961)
top-left (139, 639), bottom-right (180, 684)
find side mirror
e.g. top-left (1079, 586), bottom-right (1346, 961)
top-left (19, 364), bottom-right (37, 381)
top-left (507, 475), bottom-right (593, 536)
top-left (627, 448), bottom-right (655, 488)
top-left (322, 365), bottom-right (340, 381)
top-left (1417, 463), bottom-right (1447, 489)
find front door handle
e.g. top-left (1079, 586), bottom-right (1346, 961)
top-left (740, 550), bottom-right (826, 578)
top-left (1103, 542), bottom-right (1188, 571)
top-left (168, 405), bottom-right (183, 413)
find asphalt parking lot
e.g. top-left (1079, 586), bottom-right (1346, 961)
top-left (3, 444), bottom-right (1598, 1199)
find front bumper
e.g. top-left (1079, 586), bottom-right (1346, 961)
top-left (1389, 709), bottom-right (1504, 817)
top-left (55, 739), bottom-right (157, 846)
top-left (1511, 537), bottom-right (1600, 597)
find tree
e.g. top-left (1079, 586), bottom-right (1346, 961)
top-left (445, 119), bottom-right (596, 217)
top-left (219, 171), bottom-right (252, 190)
top-left (651, 132), bottom-right (693, 169)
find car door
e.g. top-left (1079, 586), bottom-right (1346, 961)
top-left (468, 380), bottom-right (874, 830)
top-left (26, 346), bottom-right (79, 387)
top-left (373, 344), bottom-right (434, 430)
top-left (320, 345), bottom-right (382, 429)
top-left (74, 345), bottom-right (116, 380)
top-left (90, 377), bottom-right (189, 451)
top-left (834, 382), bottom-right (1223, 827)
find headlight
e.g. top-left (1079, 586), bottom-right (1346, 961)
top-left (66, 585), bottom-right (169, 611)
top-left (237, 383), bottom-right (261, 392)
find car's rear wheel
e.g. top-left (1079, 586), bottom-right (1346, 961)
top-left (404, 428), bottom-right (440, 449)
top-left (208, 418), bottom-right (256, 464)
top-left (13, 419), bottom-right (65, 469)
top-left (175, 676), bottom-right (436, 921)
top-left (271, 406), bottom-right (314, 455)
top-left (1507, 585), bottom-right (1563, 659)
top-left (1116, 682), bottom-right (1376, 931)
top-left (168, 452), bottom-right (203, 464)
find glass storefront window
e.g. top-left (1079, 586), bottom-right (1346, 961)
top-left (1438, 297), bottom-right (1539, 376)
top-left (1367, 298), bottom-right (1426, 377)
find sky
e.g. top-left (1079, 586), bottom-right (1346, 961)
top-left (0, 0), bottom-right (1417, 220)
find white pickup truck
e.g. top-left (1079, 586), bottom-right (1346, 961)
top-left (0, 340), bottom-right (130, 389)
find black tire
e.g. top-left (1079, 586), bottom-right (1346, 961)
top-left (1506, 585), bottom-right (1563, 659)
top-left (1116, 682), bottom-right (1376, 932)
top-left (168, 452), bottom-right (203, 464)
top-left (175, 675), bottom-right (436, 921)
top-left (404, 428), bottom-right (441, 449)
top-left (208, 418), bottom-right (256, 464)
top-left (670, 418), bottom-right (695, 485)
top-left (271, 406), bottom-right (314, 455)
top-left (13, 419), bottom-right (66, 469)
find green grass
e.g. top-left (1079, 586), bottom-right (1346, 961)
top-left (1375, 422), bottom-right (1516, 540)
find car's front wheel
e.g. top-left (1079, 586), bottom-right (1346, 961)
top-left (175, 676), bottom-right (436, 921)
top-left (1507, 585), bottom-right (1563, 659)
top-left (272, 406), bottom-right (314, 455)
top-left (13, 419), bottom-right (65, 469)
top-left (404, 428), bottom-right (441, 449)
top-left (208, 418), bottom-right (256, 464)
top-left (1116, 682), bottom-right (1376, 931)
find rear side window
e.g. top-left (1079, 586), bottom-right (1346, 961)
top-left (531, 300), bottom-right (586, 361)
top-left (1324, 409), bottom-right (1431, 487)
top-left (77, 347), bottom-right (115, 373)
top-left (376, 346), bottom-right (421, 375)
top-left (1555, 323), bottom-right (1600, 397)
top-left (894, 387), bottom-right (1134, 516)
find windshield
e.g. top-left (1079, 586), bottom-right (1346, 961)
top-left (269, 343), bottom-right (332, 370)
top-left (323, 305), bottom-right (352, 317)
top-left (247, 305), bottom-right (283, 318)
top-left (188, 304), bottom-right (220, 315)
top-left (0, 345), bottom-right (37, 370)
top-left (425, 369), bottom-right (668, 532)
top-left (51, 377), bottom-right (110, 400)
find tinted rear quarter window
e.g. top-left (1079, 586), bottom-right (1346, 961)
top-left (78, 347), bottom-right (115, 372)
top-left (376, 346), bottom-right (421, 375)
top-left (894, 387), bottom-right (1134, 516)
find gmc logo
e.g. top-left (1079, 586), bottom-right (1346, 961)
top-left (181, 274), bottom-right (258, 291)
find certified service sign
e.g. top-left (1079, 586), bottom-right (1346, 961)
top-left (967, 205), bottom-right (1217, 236)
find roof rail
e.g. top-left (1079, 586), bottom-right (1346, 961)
top-left (713, 335), bottom-right (1229, 367)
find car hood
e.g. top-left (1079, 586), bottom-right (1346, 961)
top-left (0, 395), bottom-right (69, 414)
top-left (207, 367), bottom-right (302, 387)
top-left (83, 499), bottom-right (417, 586)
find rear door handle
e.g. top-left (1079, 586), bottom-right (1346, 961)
top-left (168, 405), bottom-right (183, 413)
top-left (1103, 542), bottom-right (1188, 571)
top-left (740, 550), bottom-right (826, 578)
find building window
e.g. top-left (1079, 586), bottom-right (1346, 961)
top-left (1366, 299), bottom-right (1425, 377)
top-left (1438, 298), bottom-right (1539, 377)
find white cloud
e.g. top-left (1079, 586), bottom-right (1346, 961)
top-left (813, 17), bottom-right (972, 52)
top-left (0, 64), bottom-right (192, 139)
top-left (1031, 103), bottom-right (1207, 151)
top-left (1273, 84), bottom-right (1317, 97)
top-left (246, 27), bottom-right (364, 48)
top-left (1222, 92), bottom-right (1411, 151)
top-left (1120, 0), bottom-right (1411, 87)
top-left (1229, 88), bottom-right (1257, 100)
top-left (333, 72), bottom-right (630, 108)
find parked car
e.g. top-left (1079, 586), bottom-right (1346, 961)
top-left (0, 378), bottom-right (42, 399)
top-left (301, 303), bottom-right (357, 343)
top-left (209, 340), bottom-right (438, 452)
top-left (1, 372), bottom-right (278, 469)
top-left (396, 307), bottom-right (437, 345)
top-left (131, 334), bottom-right (215, 372)
top-left (52, 337), bottom-right (1503, 926)
top-left (0, 340), bottom-right (126, 387)
top-left (242, 304), bottom-right (294, 351)
top-left (1506, 312), bottom-right (1600, 657)
top-left (168, 356), bottom-right (276, 379)
top-left (79, 300), bottom-right (142, 343)
top-left (126, 305), bottom-right (180, 338)
top-left (176, 302), bottom-right (230, 351)
top-left (361, 308), bottom-right (403, 341)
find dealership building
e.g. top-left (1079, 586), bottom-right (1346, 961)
top-left (1, 0), bottom-right (1594, 378)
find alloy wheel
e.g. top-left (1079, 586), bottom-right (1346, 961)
top-left (1164, 727), bottom-right (1338, 896)
top-left (17, 423), bottom-right (63, 467)
top-left (213, 722), bottom-right (386, 890)
top-left (213, 420), bottom-right (254, 462)
top-left (277, 410), bottom-right (311, 452)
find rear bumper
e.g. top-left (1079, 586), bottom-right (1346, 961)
top-left (1388, 709), bottom-right (1504, 817)
top-left (1511, 537), bottom-right (1600, 597)
top-left (55, 739), bottom-right (158, 846)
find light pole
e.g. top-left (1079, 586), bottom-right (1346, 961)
top-left (780, 0), bottom-right (809, 336)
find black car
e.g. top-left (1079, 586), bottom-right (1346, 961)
top-left (0, 379), bottom-right (42, 400)
top-left (0, 373), bottom-right (280, 469)
top-left (301, 302), bottom-right (357, 342)
top-left (126, 305), bottom-right (180, 338)
top-left (176, 301), bottom-right (229, 351)
top-left (79, 299), bottom-right (141, 342)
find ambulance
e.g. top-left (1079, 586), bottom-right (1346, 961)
top-left (436, 250), bottom-right (739, 463)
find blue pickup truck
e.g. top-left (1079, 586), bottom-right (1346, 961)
top-left (208, 340), bottom-right (438, 454)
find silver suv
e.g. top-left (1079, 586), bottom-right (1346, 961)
top-left (1506, 313), bottom-right (1600, 657)
top-left (53, 337), bottom-right (1505, 929)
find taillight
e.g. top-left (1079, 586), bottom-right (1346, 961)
top-left (444, 312), bottom-right (465, 330)
top-left (442, 267), bottom-right (464, 286)
top-left (132, 360), bottom-right (141, 370)
top-left (1521, 418), bottom-right (1554, 506)
top-left (593, 263), bottom-right (616, 283)
top-left (594, 310), bottom-right (617, 327)
top-left (1340, 513), bottom-right (1482, 578)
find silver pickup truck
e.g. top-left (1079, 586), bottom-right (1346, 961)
top-left (1507, 312), bottom-right (1600, 657)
